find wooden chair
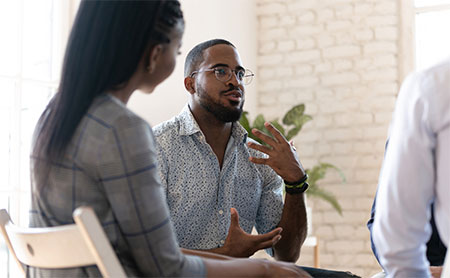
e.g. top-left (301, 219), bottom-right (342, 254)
top-left (0, 206), bottom-right (126, 278)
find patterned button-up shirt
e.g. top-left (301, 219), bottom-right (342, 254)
top-left (29, 95), bottom-right (205, 277)
top-left (153, 105), bottom-right (284, 252)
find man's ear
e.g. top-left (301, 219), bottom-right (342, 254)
top-left (147, 44), bottom-right (163, 74)
top-left (184, 76), bottom-right (196, 95)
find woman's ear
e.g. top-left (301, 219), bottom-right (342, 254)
top-left (184, 76), bottom-right (196, 95)
top-left (146, 44), bottom-right (164, 74)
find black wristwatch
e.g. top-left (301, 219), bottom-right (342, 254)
top-left (284, 174), bottom-right (309, 194)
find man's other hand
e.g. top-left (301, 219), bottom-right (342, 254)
top-left (221, 208), bottom-right (282, 258)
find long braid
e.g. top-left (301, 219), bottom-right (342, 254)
top-left (152, 1), bottom-right (184, 44)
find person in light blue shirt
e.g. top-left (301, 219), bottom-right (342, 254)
top-left (373, 58), bottom-right (450, 278)
top-left (154, 39), bottom-right (361, 278)
top-left (154, 38), bottom-right (363, 278)
top-left (154, 39), bottom-right (309, 261)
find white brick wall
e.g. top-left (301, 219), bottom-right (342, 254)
top-left (255, 0), bottom-right (400, 276)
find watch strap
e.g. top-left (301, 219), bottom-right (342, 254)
top-left (285, 182), bottom-right (309, 194)
top-left (284, 174), bottom-right (309, 194)
top-left (284, 174), bottom-right (308, 186)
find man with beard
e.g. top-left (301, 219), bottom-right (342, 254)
top-left (153, 39), bottom-right (308, 262)
top-left (153, 40), bottom-right (358, 278)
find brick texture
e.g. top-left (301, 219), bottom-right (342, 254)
top-left (254, 1), bottom-right (400, 276)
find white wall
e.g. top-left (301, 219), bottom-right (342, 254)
top-left (128, 0), bottom-right (258, 126)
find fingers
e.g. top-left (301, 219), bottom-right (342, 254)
top-left (247, 142), bottom-right (272, 164)
top-left (250, 123), bottom-right (291, 153)
top-left (251, 228), bottom-right (283, 250)
top-left (256, 227), bottom-right (282, 241)
top-left (248, 156), bottom-right (269, 165)
top-left (229, 208), bottom-right (240, 228)
top-left (264, 122), bottom-right (287, 143)
top-left (251, 128), bottom-right (278, 146)
top-left (256, 234), bottom-right (282, 250)
top-left (247, 141), bottom-right (272, 154)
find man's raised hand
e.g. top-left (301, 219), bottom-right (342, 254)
top-left (247, 122), bottom-right (306, 183)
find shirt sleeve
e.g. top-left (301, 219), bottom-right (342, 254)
top-left (97, 114), bottom-right (205, 277)
top-left (372, 72), bottom-right (435, 278)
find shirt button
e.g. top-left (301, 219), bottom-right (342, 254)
top-left (218, 210), bottom-right (224, 215)
top-left (220, 240), bottom-right (225, 244)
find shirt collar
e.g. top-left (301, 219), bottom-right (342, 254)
top-left (178, 104), bottom-right (248, 144)
top-left (178, 105), bottom-right (202, 136)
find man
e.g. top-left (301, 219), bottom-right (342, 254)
top-left (154, 39), bottom-right (360, 278)
top-left (372, 58), bottom-right (450, 277)
top-left (154, 39), bottom-right (307, 261)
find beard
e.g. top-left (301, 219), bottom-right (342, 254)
top-left (197, 86), bottom-right (244, 123)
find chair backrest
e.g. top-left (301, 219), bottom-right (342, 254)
top-left (0, 207), bottom-right (126, 278)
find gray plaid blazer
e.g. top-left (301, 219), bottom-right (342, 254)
top-left (29, 94), bottom-right (205, 277)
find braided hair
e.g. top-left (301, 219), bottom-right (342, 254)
top-left (32, 0), bottom-right (183, 190)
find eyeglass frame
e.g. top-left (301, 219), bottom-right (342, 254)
top-left (190, 65), bottom-right (255, 85)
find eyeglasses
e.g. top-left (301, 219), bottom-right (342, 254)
top-left (190, 66), bottom-right (254, 85)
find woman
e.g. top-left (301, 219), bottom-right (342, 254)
top-left (30, 1), bottom-right (309, 277)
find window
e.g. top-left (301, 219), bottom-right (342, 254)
top-left (0, 0), bottom-right (74, 276)
top-left (414, 0), bottom-right (450, 70)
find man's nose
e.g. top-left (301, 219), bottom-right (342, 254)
top-left (226, 71), bottom-right (241, 87)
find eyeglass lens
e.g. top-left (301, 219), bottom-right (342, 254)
top-left (214, 67), bottom-right (253, 85)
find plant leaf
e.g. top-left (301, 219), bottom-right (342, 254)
top-left (305, 163), bottom-right (346, 215)
top-left (306, 186), bottom-right (342, 215)
top-left (294, 114), bottom-right (313, 129)
top-left (306, 165), bottom-right (326, 186)
top-left (321, 163), bottom-right (346, 183)
top-left (307, 162), bottom-right (346, 185)
top-left (286, 126), bottom-right (301, 141)
top-left (285, 115), bottom-right (313, 140)
top-left (252, 114), bottom-right (271, 144)
top-left (253, 114), bottom-right (266, 132)
top-left (282, 104), bottom-right (305, 126)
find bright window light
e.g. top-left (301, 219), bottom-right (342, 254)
top-left (0, 0), bottom-right (70, 276)
top-left (415, 10), bottom-right (450, 70)
top-left (414, 1), bottom-right (450, 70)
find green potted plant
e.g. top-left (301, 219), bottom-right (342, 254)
top-left (240, 104), bottom-right (346, 215)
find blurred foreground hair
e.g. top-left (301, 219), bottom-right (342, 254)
top-left (32, 0), bottom-right (183, 191)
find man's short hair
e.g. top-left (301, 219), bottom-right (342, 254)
top-left (184, 39), bottom-right (235, 77)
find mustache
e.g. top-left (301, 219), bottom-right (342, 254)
top-left (222, 85), bottom-right (243, 94)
